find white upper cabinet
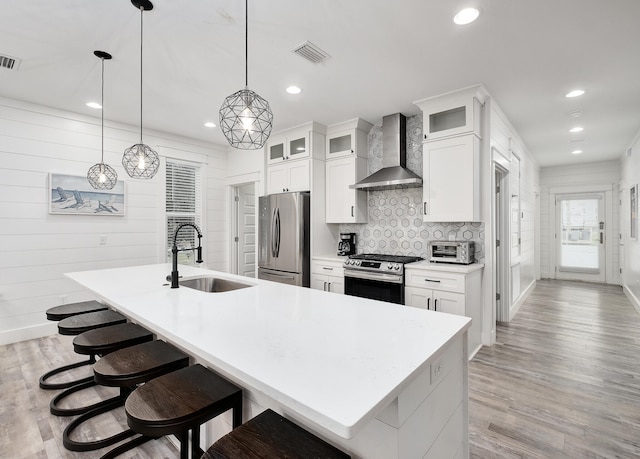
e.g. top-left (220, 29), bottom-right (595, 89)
top-left (414, 85), bottom-right (487, 142)
top-left (267, 132), bottom-right (310, 165)
top-left (325, 118), bottom-right (372, 160)
top-left (325, 156), bottom-right (368, 223)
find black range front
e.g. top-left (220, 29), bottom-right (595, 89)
top-left (343, 254), bottom-right (422, 305)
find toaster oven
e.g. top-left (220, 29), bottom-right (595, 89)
top-left (428, 241), bottom-right (475, 264)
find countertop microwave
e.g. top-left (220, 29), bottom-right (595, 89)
top-left (428, 241), bottom-right (475, 264)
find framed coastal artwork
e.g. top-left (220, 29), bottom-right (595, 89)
top-left (631, 184), bottom-right (638, 240)
top-left (49, 173), bottom-right (126, 216)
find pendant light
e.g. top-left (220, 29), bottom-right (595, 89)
top-left (219, 0), bottom-right (273, 150)
top-left (122, 0), bottom-right (159, 179)
top-left (87, 51), bottom-right (118, 190)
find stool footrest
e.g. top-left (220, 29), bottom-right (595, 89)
top-left (50, 379), bottom-right (120, 417)
top-left (39, 356), bottom-right (96, 390)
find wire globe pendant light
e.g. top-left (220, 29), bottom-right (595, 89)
top-left (87, 51), bottom-right (118, 190)
top-left (219, 0), bottom-right (273, 150)
top-left (122, 0), bottom-right (159, 179)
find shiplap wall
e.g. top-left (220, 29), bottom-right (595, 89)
top-left (0, 97), bottom-right (228, 345)
top-left (539, 161), bottom-right (621, 281)
top-left (621, 133), bottom-right (640, 309)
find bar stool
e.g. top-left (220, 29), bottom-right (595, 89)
top-left (40, 300), bottom-right (109, 390)
top-left (62, 339), bottom-right (190, 453)
top-left (50, 322), bottom-right (153, 416)
top-left (110, 364), bottom-right (242, 459)
top-left (202, 409), bottom-right (350, 459)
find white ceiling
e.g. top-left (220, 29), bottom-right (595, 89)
top-left (2, 0), bottom-right (639, 168)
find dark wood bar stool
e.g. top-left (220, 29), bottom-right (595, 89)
top-left (50, 322), bottom-right (154, 416)
top-left (202, 408), bottom-right (350, 459)
top-left (62, 339), bottom-right (189, 454)
top-left (110, 364), bottom-right (242, 459)
top-left (40, 300), bottom-right (109, 390)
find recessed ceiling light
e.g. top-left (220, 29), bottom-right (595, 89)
top-left (569, 127), bottom-right (584, 133)
top-left (454, 8), bottom-right (480, 25)
top-left (86, 102), bottom-right (102, 109)
top-left (572, 150), bottom-right (583, 155)
top-left (286, 86), bottom-right (302, 94)
top-left (204, 122), bottom-right (216, 128)
top-left (565, 89), bottom-right (585, 98)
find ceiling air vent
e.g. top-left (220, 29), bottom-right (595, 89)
top-left (0, 53), bottom-right (20, 71)
top-left (292, 41), bottom-right (330, 64)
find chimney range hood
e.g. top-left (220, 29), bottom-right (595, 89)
top-left (351, 113), bottom-right (422, 190)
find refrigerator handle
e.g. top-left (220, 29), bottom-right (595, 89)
top-left (271, 207), bottom-right (277, 257)
top-left (275, 208), bottom-right (281, 257)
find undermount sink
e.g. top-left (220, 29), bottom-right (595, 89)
top-left (179, 276), bottom-right (253, 293)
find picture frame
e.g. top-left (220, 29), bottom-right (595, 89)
top-left (49, 173), bottom-right (126, 216)
top-left (631, 184), bottom-right (638, 240)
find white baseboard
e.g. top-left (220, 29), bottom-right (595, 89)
top-left (509, 279), bottom-right (536, 321)
top-left (624, 285), bottom-right (640, 315)
top-left (0, 323), bottom-right (57, 346)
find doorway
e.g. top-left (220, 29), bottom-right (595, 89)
top-left (232, 183), bottom-right (256, 278)
top-left (554, 193), bottom-right (606, 282)
top-left (494, 163), bottom-right (509, 323)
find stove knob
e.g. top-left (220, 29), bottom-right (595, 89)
top-left (356, 260), bottom-right (361, 266)
top-left (387, 263), bottom-right (393, 270)
top-left (394, 264), bottom-right (401, 270)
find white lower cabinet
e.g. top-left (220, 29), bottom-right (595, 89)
top-left (405, 265), bottom-right (483, 358)
top-left (310, 259), bottom-right (344, 294)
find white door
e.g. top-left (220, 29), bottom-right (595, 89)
top-left (234, 183), bottom-right (256, 278)
top-left (555, 193), bottom-right (605, 282)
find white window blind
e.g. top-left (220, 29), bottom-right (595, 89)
top-left (166, 160), bottom-right (202, 265)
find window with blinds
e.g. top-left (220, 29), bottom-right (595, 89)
top-left (166, 160), bottom-right (202, 265)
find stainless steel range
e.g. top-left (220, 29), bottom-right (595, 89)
top-left (343, 254), bottom-right (423, 305)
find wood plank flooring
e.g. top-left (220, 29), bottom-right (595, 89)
top-left (469, 280), bottom-right (640, 458)
top-left (2, 279), bottom-right (639, 458)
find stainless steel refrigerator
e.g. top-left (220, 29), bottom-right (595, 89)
top-left (258, 192), bottom-right (310, 287)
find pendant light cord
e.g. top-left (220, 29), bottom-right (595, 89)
top-left (245, 0), bottom-right (248, 88)
top-left (100, 56), bottom-right (105, 163)
top-left (139, 5), bottom-right (144, 144)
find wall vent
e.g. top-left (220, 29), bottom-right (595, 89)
top-left (0, 54), bottom-right (20, 71)
top-left (292, 41), bottom-right (330, 64)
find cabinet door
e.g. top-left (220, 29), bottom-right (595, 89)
top-left (433, 290), bottom-right (465, 315)
top-left (327, 275), bottom-right (344, 294)
top-left (288, 134), bottom-right (310, 161)
top-left (423, 134), bottom-right (479, 222)
top-left (326, 157), bottom-right (367, 223)
top-left (311, 274), bottom-right (328, 291)
top-left (287, 160), bottom-right (310, 192)
top-left (422, 97), bottom-right (480, 141)
top-left (266, 164), bottom-right (288, 194)
top-left (405, 286), bottom-right (432, 309)
top-left (326, 130), bottom-right (354, 159)
top-left (267, 137), bottom-right (286, 165)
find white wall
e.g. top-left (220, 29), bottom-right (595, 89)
top-left (621, 131), bottom-right (640, 310)
top-left (0, 97), bottom-right (228, 345)
top-left (539, 160), bottom-right (621, 282)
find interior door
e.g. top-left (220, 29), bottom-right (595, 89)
top-left (555, 193), bottom-right (606, 282)
top-left (234, 183), bottom-right (256, 278)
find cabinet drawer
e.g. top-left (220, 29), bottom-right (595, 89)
top-left (405, 269), bottom-right (465, 293)
top-left (311, 261), bottom-right (344, 276)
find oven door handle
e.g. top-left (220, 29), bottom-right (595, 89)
top-left (344, 270), bottom-right (403, 284)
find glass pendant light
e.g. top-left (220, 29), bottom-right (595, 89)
top-left (219, 0), bottom-right (273, 150)
top-left (87, 51), bottom-right (118, 190)
top-left (122, 0), bottom-right (159, 179)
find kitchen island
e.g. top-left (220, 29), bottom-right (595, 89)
top-left (67, 264), bottom-right (471, 458)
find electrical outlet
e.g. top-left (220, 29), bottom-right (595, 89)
top-left (99, 235), bottom-right (107, 245)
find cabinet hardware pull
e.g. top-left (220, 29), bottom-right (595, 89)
top-left (322, 267), bottom-right (333, 271)
top-left (427, 298), bottom-right (430, 310)
top-left (351, 206), bottom-right (354, 217)
top-left (327, 282), bottom-right (332, 292)
top-left (423, 202), bottom-right (428, 215)
top-left (424, 279), bottom-right (441, 283)
top-left (434, 299), bottom-right (438, 311)
top-left (323, 281), bottom-right (327, 291)
top-left (600, 233), bottom-right (603, 244)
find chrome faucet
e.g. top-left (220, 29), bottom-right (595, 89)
top-left (170, 223), bottom-right (203, 288)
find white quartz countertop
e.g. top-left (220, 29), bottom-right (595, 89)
top-left (66, 263), bottom-right (470, 439)
top-left (407, 260), bottom-right (485, 273)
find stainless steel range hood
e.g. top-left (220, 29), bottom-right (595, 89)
top-left (351, 113), bottom-right (422, 190)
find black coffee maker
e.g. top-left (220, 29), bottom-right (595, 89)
top-left (337, 233), bottom-right (356, 256)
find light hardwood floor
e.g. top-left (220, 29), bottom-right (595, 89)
top-left (2, 279), bottom-right (639, 458)
top-left (469, 280), bottom-right (640, 458)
